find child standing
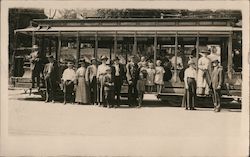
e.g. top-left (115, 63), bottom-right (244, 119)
top-left (146, 62), bottom-right (155, 93)
top-left (154, 60), bottom-right (165, 96)
top-left (103, 68), bottom-right (114, 108)
top-left (137, 69), bottom-right (148, 108)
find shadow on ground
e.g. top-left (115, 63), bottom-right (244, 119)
top-left (12, 92), bottom-right (241, 110)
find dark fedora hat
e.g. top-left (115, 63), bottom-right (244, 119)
top-left (46, 54), bottom-right (54, 59)
top-left (211, 59), bottom-right (220, 63)
top-left (79, 58), bottom-right (86, 63)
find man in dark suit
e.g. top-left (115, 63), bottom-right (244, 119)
top-left (86, 58), bottom-right (98, 105)
top-left (30, 45), bottom-right (42, 88)
top-left (211, 59), bottom-right (224, 112)
top-left (43, 55), bottom-right (59, 103)
top-left (126, 56), bottom-right (139, 107)
top-left (111, 56), bottom-right (125, 107)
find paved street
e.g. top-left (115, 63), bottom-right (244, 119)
top-left (6, 89), bottom-right (246, 156)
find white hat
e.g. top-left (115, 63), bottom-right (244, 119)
top-left (188, 59), bottom-right (195, 65)
top-left (32, 45), bottom-right (38, 49)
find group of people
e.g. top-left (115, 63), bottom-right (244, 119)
top-left (182, 49), bottom-right (223, 112)
top-left (30, 44), bottom-right (224, 111)
top-left (40, 52), bottom-right (167, 108)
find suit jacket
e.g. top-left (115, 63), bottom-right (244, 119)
top-left (44, 61), bottom-right (59, 81)
top-left (111, 63), bottom-right (125, 82)
top-left (211, 66), bottom-right (223, 90)
top-left (126, 62), bottom-right (139, 82)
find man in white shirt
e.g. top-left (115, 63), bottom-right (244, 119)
top-left (62, 61), bottom-right (76, 104)
top-left (183, 59), bottom-right (197, 110)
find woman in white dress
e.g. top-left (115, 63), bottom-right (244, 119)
top-left (75, 60), bottom-right (89, 104)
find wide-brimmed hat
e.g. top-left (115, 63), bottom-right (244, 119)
top-left (79, 58), bottom-right (85, 62)
top-left (188, 59), bottom-right (195, 65)
top-left (100, 55), bottom-right (108, 60)
top-left (32, 45), bottom-right (38, 49)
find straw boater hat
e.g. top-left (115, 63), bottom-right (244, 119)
top-left (32, 45), bottom-right (38, 49)
top-left (100, 55), bottom-right (108, 60)
top-left (188, 59), bottom-right (195, 65)
top-left (90, 57), bottom-right (96, 61)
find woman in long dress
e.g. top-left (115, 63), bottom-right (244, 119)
top-left (75, 60), bottom-right (89, 104)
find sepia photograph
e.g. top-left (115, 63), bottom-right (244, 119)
top-left (1, 0), bottom-right (249, 156)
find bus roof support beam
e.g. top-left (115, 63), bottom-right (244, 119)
top-left (196, 32), bottom-right (200, 70)
top-left (228, 33), bottom-right (233, 79)
top-left (76, 31), bottom-right (80, 68)
top-left (56, 32), bottom-right (61, 61)
top-left (114, 31), bottom-right (117, 57)
top-left (32, 31), bottom-right (36, 46)
top-left (132, 31), bottom-right (137, 55)
top-left (94, 32), bottom-right (98, 60)
top-left (172, 32), bottom-right (178, 83)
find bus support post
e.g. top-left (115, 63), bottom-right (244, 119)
top-left (133, 31), bottom-right (137, 55)
top-left (76, 31), bottom-right (80, 68)
top-left (173, 32), bottom-right (178, 82)
top-left (228, 33), bottom-right (233, 79)
top-left (153, 31), bottom-right (157, 66)
top-left (11, 31), bottom-right (17, 78)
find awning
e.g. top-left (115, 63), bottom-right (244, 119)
top-left (15, 26), bottom-right (242, 36)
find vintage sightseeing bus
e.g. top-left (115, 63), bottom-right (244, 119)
top-left (11, 17), bottom-right (242, 101)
